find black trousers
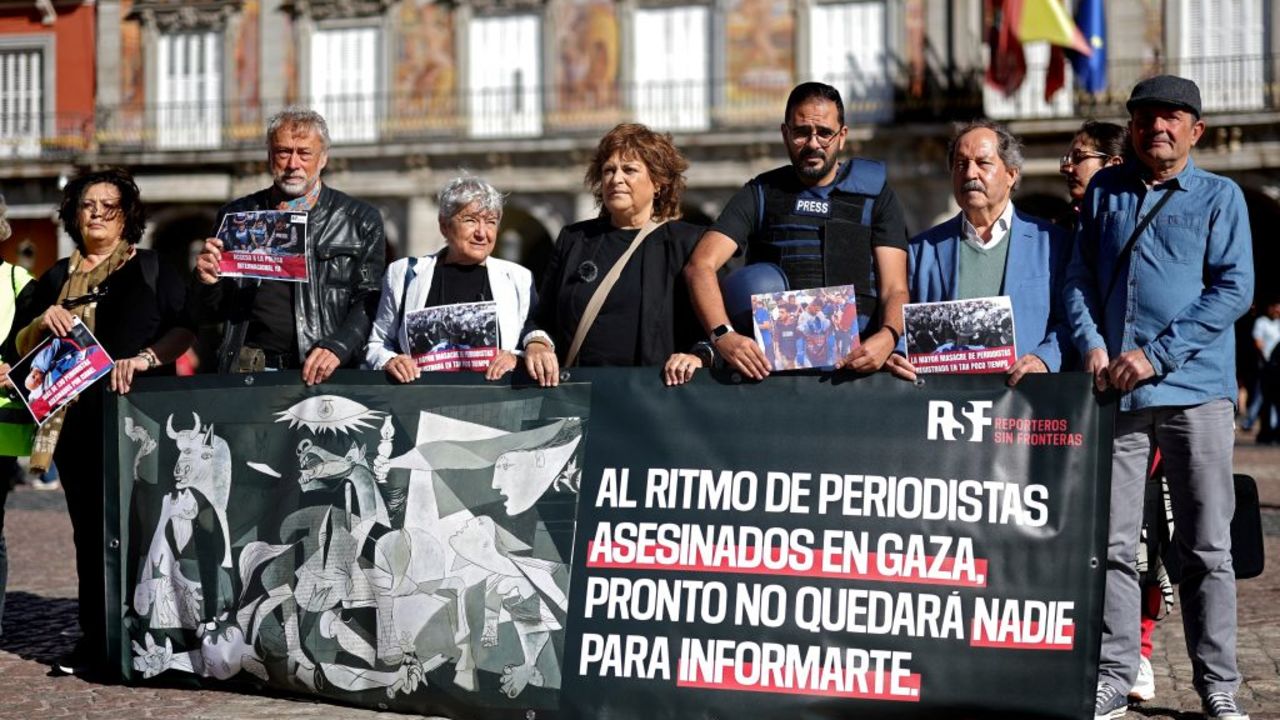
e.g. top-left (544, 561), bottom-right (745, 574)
top-left (52, 389), bottom-right (106, 664)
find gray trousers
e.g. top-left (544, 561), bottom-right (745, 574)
top-left (1098, 399), bottom-right (1240, 695)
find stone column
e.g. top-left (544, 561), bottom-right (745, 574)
top-left (406, 191), bottom-right (442, 257)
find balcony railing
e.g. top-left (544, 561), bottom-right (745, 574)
top-left (3, 54), bottom-right (1276, 162)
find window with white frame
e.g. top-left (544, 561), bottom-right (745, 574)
top-left (0, 43), bottom-right (51, 158)
top-left (1177, 0), bottom-right (1263, 112)
top-left (469, 15), bottom-right (542, 138)
top-left (156, 31), bottom-right (222, 149)
top-left (808, 1), bottom-right (892, 123)
top-left (983, 42), bottom-right (1074, 120)
top-left (632, 6), bottom-right (709, 131)
top-left (311, 26), bottom-right (381, 143)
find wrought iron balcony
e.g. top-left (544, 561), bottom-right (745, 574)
top-left (2, 53), bottom-right (1276, 162)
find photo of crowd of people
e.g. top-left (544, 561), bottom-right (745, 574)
top-left (750, 284), bottom-right (859, 370)
top-left (903, 296), bottom-right (1016, 374)
top-left (405, 300), bottom-right (500, 371)
top-left (215, 210), bottom-right (308, 282)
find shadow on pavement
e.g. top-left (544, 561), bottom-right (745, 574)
top-left (1132, 704), bottom-right (1204, 719)
top-left (0, 592), bottom-right (77, 665)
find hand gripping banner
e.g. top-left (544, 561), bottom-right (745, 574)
top-left (106, 370), bottom-right (1112, 720)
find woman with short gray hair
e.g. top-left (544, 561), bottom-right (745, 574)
top-left (365, 176), bottom-right (536, 381)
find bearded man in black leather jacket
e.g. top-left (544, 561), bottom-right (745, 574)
top-left (192, 108), bottom-right (385, 384)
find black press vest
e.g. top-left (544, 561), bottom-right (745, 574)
top-left (745, 159), bottom-right (887, 333)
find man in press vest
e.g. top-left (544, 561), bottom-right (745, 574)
top-left (684, 82), bottom-right (909, 379)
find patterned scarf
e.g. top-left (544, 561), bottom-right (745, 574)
top-left (275, 181), bottom-right (322, 211)
top-left (29, 241), bottom-right (134, 471)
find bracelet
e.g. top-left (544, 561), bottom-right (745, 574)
top-left (137, 348), bottom-right (160, 370)
top-left (882, 326), bottom-right (901, 344)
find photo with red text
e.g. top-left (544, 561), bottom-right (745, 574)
top-left (405, 300), bottom-right (499, 372)
top-left (10, 318), bottom-right (114, 424)
top-left (216, 210), bottom-right (309, 282)
top-left (903, 296), bottom-right (1016, 374)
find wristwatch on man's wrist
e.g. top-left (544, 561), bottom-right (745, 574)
top-left (710, 323), bottom-right (735, 344)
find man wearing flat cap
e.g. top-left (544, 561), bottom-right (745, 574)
top-left (1065, 75), bottom-right (1254, 720)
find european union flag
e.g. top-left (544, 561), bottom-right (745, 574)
top-left (1071, 0), bottom-right (1106, 93)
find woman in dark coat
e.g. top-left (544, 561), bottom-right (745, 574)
top-left (522, 123), bottom-right (708, 386)
top-left (0, 168), bottom-right (195, 674)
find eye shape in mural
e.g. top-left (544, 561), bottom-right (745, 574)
top-left (274, 395), bottom-right (384, 435)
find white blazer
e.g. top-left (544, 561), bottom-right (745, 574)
top-left (364, 252), bottom-right (536, 370)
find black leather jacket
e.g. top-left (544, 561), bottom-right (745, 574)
top-left (192, 185), bottom-right (386, 373)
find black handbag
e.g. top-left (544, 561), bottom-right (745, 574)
top-left (1160, 474), bottom-right (1265, 582)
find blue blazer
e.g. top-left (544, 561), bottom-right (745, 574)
top-left (908, 208), bottom-right (1073, 371)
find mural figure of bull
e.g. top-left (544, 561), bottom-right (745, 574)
top-left (166, 412), bottom-right (234, 568)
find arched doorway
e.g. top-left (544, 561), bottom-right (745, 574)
top-left (495, 205), bottom-right (554, 285)
top-left (1014, 192), bottom-right (1072, 228)
top-left (1243, 187), bottom-right (1279, 305)
top-left (148, 207), bottom-right (219, 277)
top-left (148, 207), bottom-right (219, 372)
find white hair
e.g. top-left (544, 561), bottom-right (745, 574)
top-left (266, 107), bottom-right (331, 151)
top-left (438, 176), bottom-right (504, 223)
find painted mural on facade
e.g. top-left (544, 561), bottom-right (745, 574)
top-left (553, 0), bottom-right (620, 126)
top-left (393, 0), bottom-right (457, 132)
top-left (724, 0), bottom-right (794, 120)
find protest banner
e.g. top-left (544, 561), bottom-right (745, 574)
top-left (106, 370), bottom-right (1110, 720)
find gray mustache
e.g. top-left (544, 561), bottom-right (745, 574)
top-left (962, 180), bottom-right (985, 192)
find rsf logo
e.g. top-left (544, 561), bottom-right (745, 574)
top-left (928, 400), bottom-right (994, 442)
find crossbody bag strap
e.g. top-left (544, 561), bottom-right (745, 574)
top-left (564, 219), bottom-right (664, 368)
top-left (1103, 187), bottom-right (1176, 304)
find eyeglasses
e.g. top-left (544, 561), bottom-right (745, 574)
top-left (79, 199), bottom-right (121, 215)
top-left (1059, 151), bottom-right (1110, 168)
top-left (455, 213), bottom-right (499, 228)
top-left (786, 124), bottom-right (843, 148)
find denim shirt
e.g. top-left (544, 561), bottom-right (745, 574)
top-left (1063, 157), bottom-right (1253, 412)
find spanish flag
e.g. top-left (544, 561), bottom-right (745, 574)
top-left (1018, 0), bottom-right (1091, 55)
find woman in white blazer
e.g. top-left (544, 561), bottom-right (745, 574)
top-left (365, 176), bottom-right (535, 381)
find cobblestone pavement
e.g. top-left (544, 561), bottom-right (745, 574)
top-left (0, 434), bottom-right (1277, 719)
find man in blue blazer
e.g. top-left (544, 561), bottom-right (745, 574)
top-left (887, 120), bottom-right (1072, 384)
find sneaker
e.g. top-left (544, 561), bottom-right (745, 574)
top-left (1129, 656), bottom-right (1155, 702)
top-left (1202, 691), bottom-right (1249, 720)
top-left (53, 649), bottom-right (86, 676)
top-left (30, 474), bottom-right (60, 491)
top-left (1094, 682), bottom-right (1128, 719)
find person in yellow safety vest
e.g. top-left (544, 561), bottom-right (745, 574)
top-left (0, 193), bottom-right (33, 640)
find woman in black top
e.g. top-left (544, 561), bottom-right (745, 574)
top-left (523, 123), bottom-right (707, 386)
top-left (0, 168), bottom-right (194, 674)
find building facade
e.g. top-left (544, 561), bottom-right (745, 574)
top-left (2, 0), bottom-right (1277, 301)
top-left (0, 0), bottom-right (96, 275)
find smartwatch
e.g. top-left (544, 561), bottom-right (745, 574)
top-left (710, 324), bottom-right (735, 343)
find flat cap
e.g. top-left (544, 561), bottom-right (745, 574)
top-left (1126, 74), bottom-right (1202, 118)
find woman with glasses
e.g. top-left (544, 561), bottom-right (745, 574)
top-left (1060, 120), bottom-right (1128, 212)
top-left (0, 167), bottom-right (195, 675)
top-left (522, 123), bottom-right (709, 387)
